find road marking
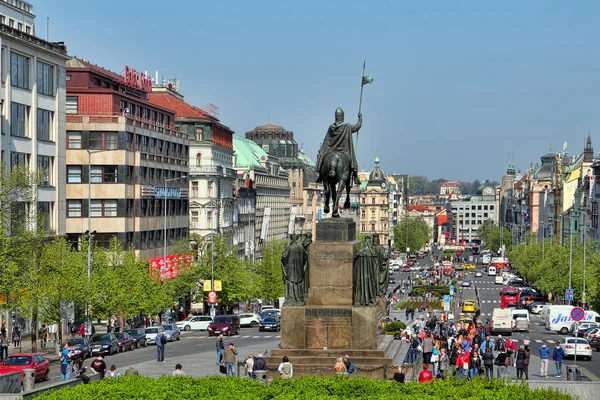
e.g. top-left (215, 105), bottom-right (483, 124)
top-left (241, 335), bottom-right (251, 338)
top-left (547, 340), bottom-right (555, 343)
top-left (252, 336), bottom-right (261, 338)
top-left (275, 335), bottom-right (281, 338)
top-left (535, 340), bottom-right (542, 343)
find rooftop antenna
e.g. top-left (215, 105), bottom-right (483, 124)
top-left (46, 17), bottom-right (49, 41)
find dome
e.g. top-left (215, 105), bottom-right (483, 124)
top-left (368, 157), bottom-right (386, 183)
top-left (253, 124), bottom-right (285, 131)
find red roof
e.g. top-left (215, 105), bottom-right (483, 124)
top-left (437, 215), bottom-right (448, 225)
top-left (149, 92), bottom-right (214, 120)
top-left (408, 205), bottom-right (427, 212)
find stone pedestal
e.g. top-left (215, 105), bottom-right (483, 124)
top-left (278, 218), bottom-right (390, 366)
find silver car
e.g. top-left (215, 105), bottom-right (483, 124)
top-left (161, 324), bottom-right (181, 342)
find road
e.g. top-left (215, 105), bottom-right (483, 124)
top-left (35, 328), bottom-right (282, 387)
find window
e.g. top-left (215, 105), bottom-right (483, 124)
top-left (361, 224), bottom-right (365, 232)
top-left (371, 210), bottom-right (375, 219)
top-left (37, 109), bottom-right (53, 141)
top-left (67, 132), bottom-right (82, 149)
top-left (361, 198), bottom-right (365, 205)
top-left (477, 205), bottom-right (482, 210)
top-left (67, 200), bottom-right (82, 217)
top-left (484, 213), bottom-right (488, 218)
top-left (90, 166), bottom-right (117, 183)
top-left (67, 166), bottom-right (82, 183)
top-left (89, 132), bottom-right (117, 150)
top-left (0, 16), bottom-right (4, 24)
top-left (371, 224), bottom-right (375, 232)
top-left (490, 205), bottom-right (495, 210)
top-left (66, 97), bottom-right (78, 114)
top-left (37, 202), bottom-right (52, 232)
top-left (195, 128), bottom-right (202, 141)
top-left (8, 19), bottom-right (14, 28)
top-left (10, 52), bottom-right (29, 89)
top-left (37, 156), bottom-right (52, 186)
top-left (126, 199), bottom-right (134, 217)
top-left (191, 181), bottom-right (198, 197)
top-left (119, 100), bottom-right (127, 113)
top-left (126, 166), bottom-right (135, 184)
top-left (192, 211), bottom-right (198, 228)
top-left (17, 22), bottom-right (22, 31)
top-left (37, 62), bottom-right (53, 96)
top-left (371, 197), bottom-right (375, 204)
top-left (26, 26), bottom-right (31, 34)
top-left (11, 103), bottom-right (27, 137)
top-left (90, 200), bottom-right (118, 217)
top-left (11, 152), bottom-right (28, 168)
top-left (361, 210), bottom-right (365, 218)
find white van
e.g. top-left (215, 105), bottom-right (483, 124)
top-left (491, 308), bottom-right (513, 334)
top-left (494, 275), bottom-right (504, 284)
top-left (487, 266), bottom-right (496, 276)
top-left (511, 309), bottom-right (530, 332)
top-left (544, 307), bottom-right (600, 334)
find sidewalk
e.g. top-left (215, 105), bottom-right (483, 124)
top-left (6, 335), bottom-right (60, 362)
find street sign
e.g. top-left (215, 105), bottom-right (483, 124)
top-left (443, 295), bottom-right (451, 304)
top-left (570, 307), bottom-right (585, 322)
top-left (210, 306), bottom-right (216, 319)
top-left (443, 295), bottom-right (451, 312)
top-left (207, 291), bottom-right (217, 304)
top-left (317, 209), bottom-right (322, 221)
top-left (449, 285), bottom-right (454, 296)
top-left (565, 289), bottom-right (574, 301)
top-left (203, 280), bottom-right (222, 291)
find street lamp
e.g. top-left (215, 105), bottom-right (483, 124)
top-left (162, 175), bottom-right (187, 284)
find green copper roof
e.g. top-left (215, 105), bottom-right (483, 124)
top-left (360, 180), bottom-right (368, 191)
top-left (233, 135), bottom-right (267, 170)
top-left (298, 151), bottom-right (316, 167)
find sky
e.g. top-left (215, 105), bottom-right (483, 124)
top-left (34, 0), bottom-right (600, 181)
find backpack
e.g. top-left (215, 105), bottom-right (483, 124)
top-left (412, 339), bottom-right (419, 349)
top-left (347, 362), bottom-right (355, 374)
top-left (160, 334), bottom-right (167, 345)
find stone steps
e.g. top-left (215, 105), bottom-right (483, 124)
top-left (271, 348), bottom-right (385, 358)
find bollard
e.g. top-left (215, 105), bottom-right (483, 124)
top-left (254, 370), bottom-right (267, 384)
top-left (566, 365), bottom-right (581, 382)
top-left (22, 369), bottom-right (35, 392)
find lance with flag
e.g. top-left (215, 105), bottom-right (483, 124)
top-left (356, 61), bottom-right (373, 152)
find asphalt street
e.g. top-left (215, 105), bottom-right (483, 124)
top-left (34, 328), bottom-right (282, 387)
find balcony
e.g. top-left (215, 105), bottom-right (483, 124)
top-left (66, 114), bottom-right (187, 139)
top-left (189, 166), bottom-right (223, 175)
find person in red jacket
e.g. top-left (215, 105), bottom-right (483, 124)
top-left (419, 363), bottom-right (433, 383)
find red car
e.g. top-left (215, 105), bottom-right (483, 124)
top-left (402, 265), bottom-right (410, 272)
top-left (0, 353), bottom-right (50, 382)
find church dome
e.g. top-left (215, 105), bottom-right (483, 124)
top-left (253, 124), bottom-right (285, 131)
top-left (368, 157), bottom-right (386, 184)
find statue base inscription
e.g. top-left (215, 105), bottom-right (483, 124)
top-left (315, 218), bottom-right (356, 242)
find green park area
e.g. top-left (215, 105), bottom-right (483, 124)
top-left (34, 376), bottom-right (570, 400)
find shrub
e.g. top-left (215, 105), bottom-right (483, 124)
top-left (385, 320), bottom-right (407, 334)
top-left (34, 376), bottom-right (571, 400)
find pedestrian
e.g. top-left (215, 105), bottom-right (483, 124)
top-left (71, 354), bottom-right (90, 384)
top-left (79, 323), bottom-right (85, 338)
top-left (0, 334), bottom-right (7, 362)
top-left (278, 356), bottom-right (294, 379)
top-left (245, 354), bottom-right (255, 379)
top-left (39, 324), bottom-right (48, 349)
top-left (470, 350), bottom-right (482, 379)
top-left (418, 363), bottom-right (433, 383)
top-left (393, 366), bottom-right (405, 383)
top-left (124, 365), bottom-right (139, 376)
top-left (68, 320), bottom-right (76, 338)
top-left (333, 357), bottom-right (347, 374)
top-left (106, 364), bottom-right (121, 378)
top-left (172, 363), bottom-right (186, 376)
top-left (495, 348), bottom-right (509, 379)
top-left (215, 334), bottom-right (225, 365)
top-left (59, 342), bottom-right (72, 381)
top-left (494, 334), bottom-right (506, 352)
top-left (12, 326), bottom-right (20, 347)
top-left (253, 353), bottom-right (267, 372)
top-left (422, 332), bottom-right (433, 364)
top-left (482, 347), bottom-right (494, 380)
top-left (505, 337), bottom-right (517, 366)
top-left (552, 342), bottom-right (564, 378)
top-left (539, 340), bottom-right (550, 378)
top-left (223, 343), bottom-right (238, 377)
top-left (515, 345), bottom-right (527, 379)
top-left (90, 354), bottom-right (107, 379)
top-left (343, 354), bottom-right (355, 375)
top-left (49, 322), bottom-right (57, 343)
top-left (523, 343), bottom-right (530, 379)
top-left (430, 344), bottom-right (440, 377)
top-left (438, 348), bottom-right (449, 379)
top-left (155, 329), bottom-right (166, 362)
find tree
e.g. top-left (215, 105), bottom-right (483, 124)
top-left (478, 220), bottom-right (512, 253)
top-left (393, 216), bottom-right (431, 253)
top-left (255, 240), bottom-right (286, 303)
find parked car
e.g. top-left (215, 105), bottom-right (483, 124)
top-left (161, 324), bottom-right (181, 342)
top-left (575, 324), bottom-right (600, 338)
top-left (586, 328), bottom-right (600, 343)
top-left (570, 322), bottom-right (600, 337)
top-left (259, 317), bottom-right (281, 332)
top-left (144, 326), bottom-right (166, 344)
top-left (526, 302), bottom-right (544, 314)
top-left (176, 315), bottom-right (213, 331)
top-left (116, 332), bottom-right (135, 352)
top-left (208, 315), bottom-right (241, 337)
top-left (89, 333), bottom-right (119, 356)
top-left (238, 313), bottom-right (261, 328)
top-left (125, 328), bottom-right (147, 348)
top-left (65, 338), bottom-right (92, 360)
top-left (0, 354), bottom-right (50, 382)
top-left (262, 309), bottom-right (281, 317)
top-left (563, 337), bottom-right (592, 360)
top-left (590, 331), bottom-right (600, 351)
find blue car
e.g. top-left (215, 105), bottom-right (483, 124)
top-left (259, 317), bottom-right (280, 332)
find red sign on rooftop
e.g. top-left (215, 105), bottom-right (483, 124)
top-left (124, 66), bottom-right (152, 92)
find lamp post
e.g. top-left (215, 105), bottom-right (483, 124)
top-left (582, 213), bottom-right (587, 307)
top-left (162, 175), bottom-right (187, 285)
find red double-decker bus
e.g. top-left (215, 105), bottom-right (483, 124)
top-left (501, 287), bottom-right (520, 309)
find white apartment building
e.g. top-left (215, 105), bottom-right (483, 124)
top-left (0, 0), bottom-right (69, 235)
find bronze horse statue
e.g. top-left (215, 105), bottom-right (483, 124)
top-left (318, 152), bottom-right (352, 218)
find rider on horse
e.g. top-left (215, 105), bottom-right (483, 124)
top-left (316, 107), bottom-right (362, 185)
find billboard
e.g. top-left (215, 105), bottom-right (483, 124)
top-left (149, 253), bottom-right (193, 282)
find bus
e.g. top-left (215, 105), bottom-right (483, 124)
top-left (501, 287), bottom-right (520, 309)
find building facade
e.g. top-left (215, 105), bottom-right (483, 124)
top-left (149, 87), bottom-right (236, 245)
top-left (233, 134), bottom-right (289, 259)
top-left (359, 158), bottom-right (392, 246)
top-left (64, 58), bottom-right (189, 258)
top-left (0, 2), bottom-right (69, 235)
top-left (450, 184), bottom-right (498, 243)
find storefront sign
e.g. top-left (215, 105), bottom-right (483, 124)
top-left (153, 186), bottom-right (181, 199)
top-left (124, 66), bottom-right (152, 92)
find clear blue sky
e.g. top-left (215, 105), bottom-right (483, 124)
top-left (37, 0), bottom-right (600, 181)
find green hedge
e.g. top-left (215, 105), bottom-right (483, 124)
top-left (410, 285), bottom-right (450, 296)
top-left (385, 321), bottom-right (407, 335)
top-left (34, 376), bottom-right (570, 400)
